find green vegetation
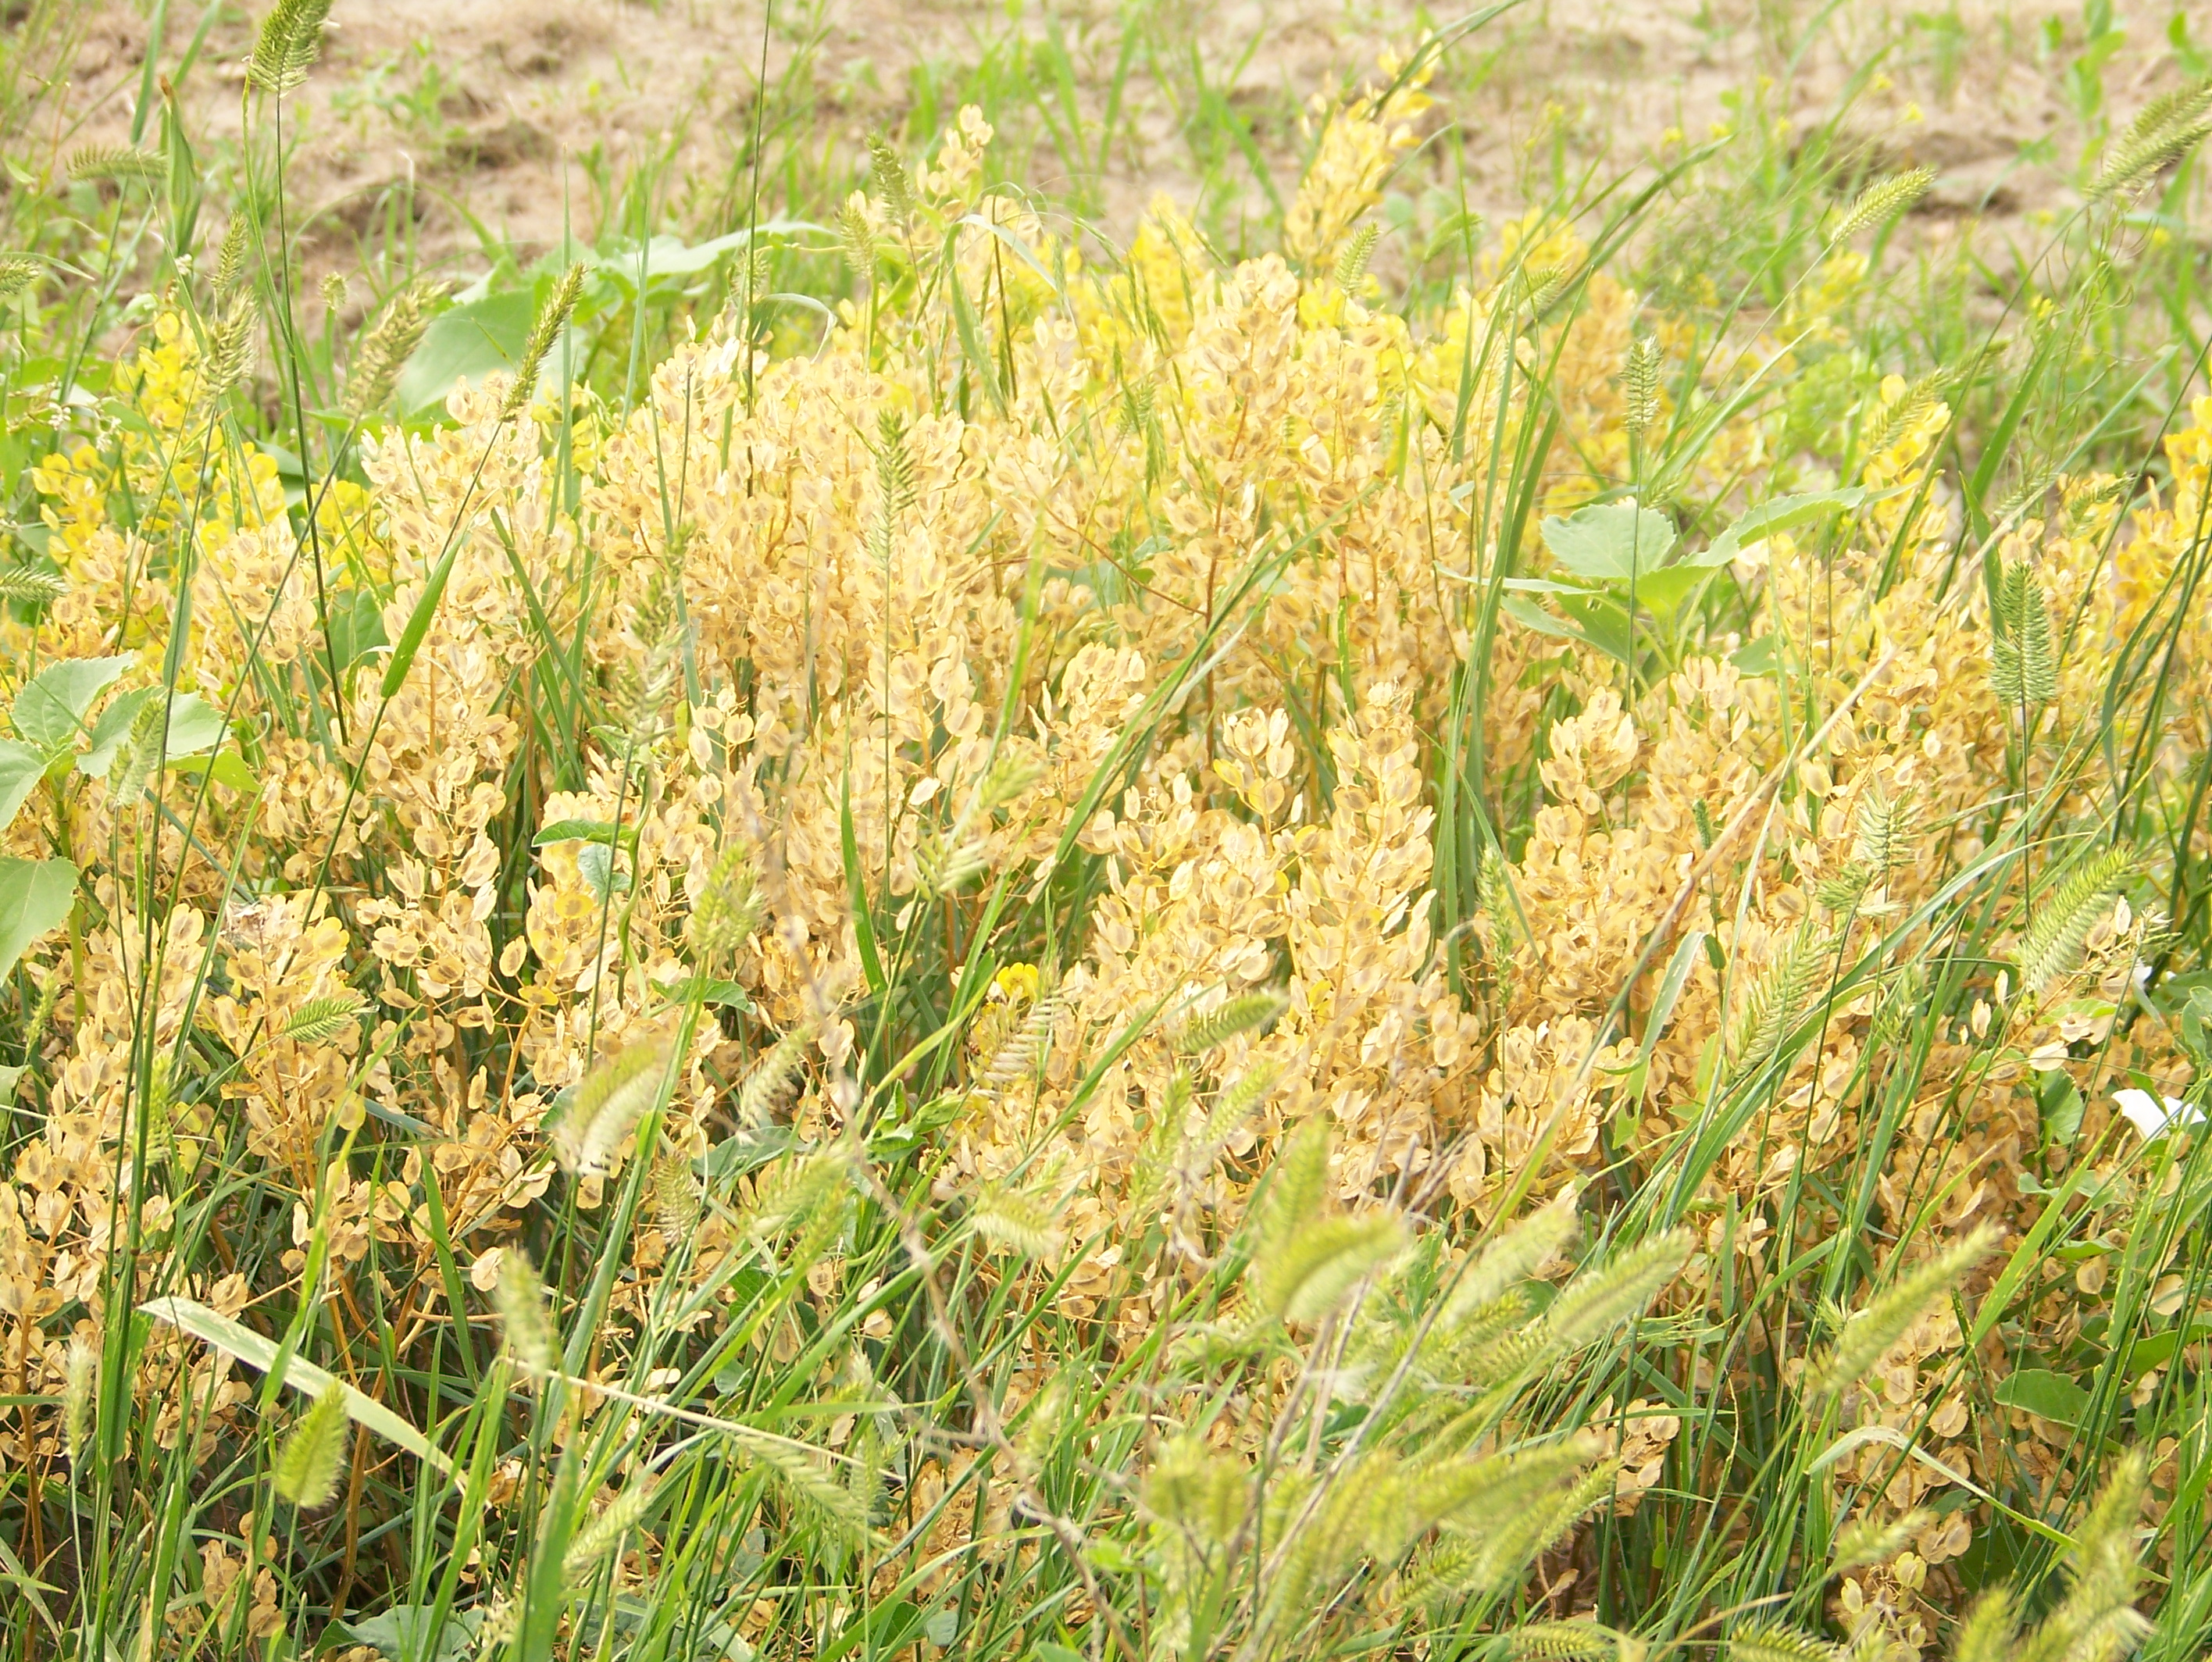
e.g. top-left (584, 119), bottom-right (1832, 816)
top-left (0, 2), bottom-right (2209, 1661)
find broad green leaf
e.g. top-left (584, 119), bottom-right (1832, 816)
top-left (0, 739), bottom-right (46, 831)
top-left (162, 693), bottom-right (229, 758)
top-left (1540, 500), bottom-right (1677, 582)
top-left (1504, 590), bottom-right (1637, 665)
top-left (394, 286), bottom-right (586, 417)
top-left (576, 841), bottom-right (631, 901)
top-left (2127, 1321), bottom-right (2212, 1375)
top-left (77, 687), bottom-right (154, 777)
top-left (396, 290), bottom-right (533, 416)
top-left (2036, 1070), bottom-right (2085, 1147)
top-left (11, 655), bottom-right (132, 754)
top-left (1625, 562), bottom-right (1709, 619)
top-left (341, 1607), bottom-right (477, 1662)
top-left (1503, 593), bottom-right (1599, 654)
top-left (1992, 1367), bottom-right (2092, 1426)
top-left (0, 856), bottom-right (77, 983)
top-left (589, 220), bottom-right (821, 284)
top-left (77, 690), bottom-right (227, 779)
top-left (326, 587), bottom-right (389, 674)
top-left (1731, 635), bottom-right (1779, 676)
top-left (169, 751), bottom-right (259, 793)
top-left (653, 975), bottom-right (755, 1011)
top-left (140, 1296), bottom-right (453, 1473)
top-left (1693, 487), bottom-right (1901, 567)
top-left (533, 817), bottom-right (639, 848)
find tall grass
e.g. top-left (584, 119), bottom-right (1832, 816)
top-left (0, 4), bottom-right (2209, 1662)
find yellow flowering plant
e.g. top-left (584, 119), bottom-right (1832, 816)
top-left (0, 10), bottom-right (2207, 1662)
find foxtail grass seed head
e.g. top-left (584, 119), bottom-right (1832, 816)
top-left (1995, 465), bottom-right (2060, 528)
top-left (1808, 1225), bottom-right (1996, 1401)
top-left (493, 1246), bottom-right (558, 1378)
top-left (282, 990), bottom-right (366, 1044)
top-left (744, 1429), bottom-right (871, 1545)
top-left (979, 992), bottom-right (1061, 1093)
top-left (1991, 556), bottom-right (2058, 708)
top-left (1622, 333), bottom-right (1662, 438)
top-left (344, 282), bottom-right (436, 419)
top-left (108, 694), bottom-right (176, 808)
top-left (0, 564), bottom-right (66, 602)
top-left (564, 1485), bottom-right (655, 1590)
top-left (652, 1147), bottom-right (702, 1238)
top-left (918, 829), bottom-right (990, 896)
top-left (838, 193), bottom-right (879, 281)
top-left (272, 1380), bottom-right (350, 1508)
top-left (689, 843), bottom-right (765, 966)
top-left (246, 0), bottom-right (335, 95)
top-left (1728, 922), bottom-right (1825, 1081)
top-left (737, 1027), bottom-right (810, 1129)
top-left (1444, 1185), bottom-right (1581, 1324)
top-left (1512, 1621), bottom-right (1625, 1660)
top-left (66, 144), bottom-right (166, 185)
top-left (1814, 863), bottom-right (1871, 915)
top-left (1539, 1230), bottom-right (1693, 1353)
top-left (1827, 166), bottom-right (1935, 243)
top-left (211, 217), bottom-right (251, 302)
top-left (2018, 848), bottom-right (2132, 995)
top-left (1521, 262), bottom-right (1566, 319)
top-left (1866, 371), bottom-right (1946, 458)
top-left (0, 255), bottom-right (39, 300)
top-left (867, 132), bottom-right (914, 223)
top-left (1830, 1507), bottom-right (1931, 1572)
top-left (872, 407), bottom-right (916, 519)
top-left (621, 635), bottom-right (683, 748)
top-left (204, 294), bottom-right (259, 400)
top-left (746, 1153), bottom-right (847, 1242)
top-left (1851, 784), bottom-right (1914, 876)
top-left (969, 1181), bottom-right (1065, 1258)
top-left (1118, 376), bottom-right (1158, 439)
top-left (1333, 222), bottom-right (1381, 291)
top-left (979, 749), bottom-right (1045, 810)
top-left (2094, 80), bottom-right (2212, 199)
top-left (1198, 1061), bottom-right (1278, 1153)
top-left (501, 262), bottom-right (585, 417)
top-left (551, 1036), bottom-right (674, 1177)
top-left (1725, 1623), bottom-right (1839, 1662)
top-left (1174, 989), bottom-right (1288, 1055)
top-left (63, 1340), bottom-right (96, 1466)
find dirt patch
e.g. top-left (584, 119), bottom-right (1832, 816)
top-left (25, 0), bottom-right (2203, 275)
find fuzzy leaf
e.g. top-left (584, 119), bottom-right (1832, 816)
top-left (1541, 500), bottom-right (1678, 582)
top-left (0, 857), bottom-right (77, 985)
top-left (11, 656), bottom-right (132, 755)
top-left (0, 740), bottom-right (46, 833)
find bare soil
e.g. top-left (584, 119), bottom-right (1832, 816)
top-left (38, 0), bottom-right (2206, 273)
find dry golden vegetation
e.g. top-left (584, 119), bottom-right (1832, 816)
top-left (1, 2), bottom-right (2210, 1660)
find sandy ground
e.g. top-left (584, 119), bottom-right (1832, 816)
top-left (33, 0), bottom-right (2209, 274)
